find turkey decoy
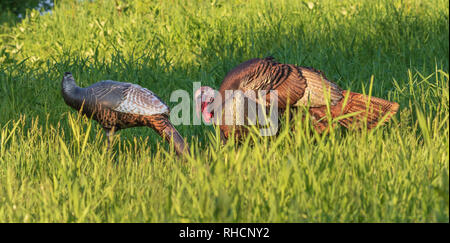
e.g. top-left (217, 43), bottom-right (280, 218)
top-left (195, 57), bottom-right (399, 141)
top-left (61, 72), bottom-right (189, 155)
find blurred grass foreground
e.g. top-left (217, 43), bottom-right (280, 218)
top-left (0, 0), bottom-right (448, 222)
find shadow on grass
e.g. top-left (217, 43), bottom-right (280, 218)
top-left (0, 0), bottom-right (448, 151)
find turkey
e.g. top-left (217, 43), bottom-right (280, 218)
top-left (195, 57), bottom-right (399, 141)
top-left (61, 72), bottom-right (189, 155)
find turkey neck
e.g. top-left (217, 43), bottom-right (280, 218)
top-left (61, 77), bottom-right (89, 111)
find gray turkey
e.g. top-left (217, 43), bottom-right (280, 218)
top-left (61, 72), bottom-right (189, 155)
top-left (195, 57), bottom-right (399, 141)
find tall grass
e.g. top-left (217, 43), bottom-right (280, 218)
top-left (0, 0), bottom-right (448, 222)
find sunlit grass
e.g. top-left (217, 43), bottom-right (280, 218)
top-left (0, 0), bottom-right (448, 222)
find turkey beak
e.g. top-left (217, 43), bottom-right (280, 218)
top-left (201, 101), bottom-right (211, 123)
top-left (195, 94), bottom-right (202, 118)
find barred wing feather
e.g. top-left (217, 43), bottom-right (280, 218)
top-left (114, 84), bottom-right (169, 116)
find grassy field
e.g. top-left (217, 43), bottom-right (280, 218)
top-left (0, 0), bottom-right (448, 222)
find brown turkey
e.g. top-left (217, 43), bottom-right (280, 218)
top-left (61, 72), bottom-right (189, 155)
top-left (195, 57), bottom-right (399, 141)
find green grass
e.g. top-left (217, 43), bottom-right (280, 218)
top-left (0, 0), bottom-right (448, 222)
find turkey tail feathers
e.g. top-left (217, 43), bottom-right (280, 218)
top-left (161, 123), bottom-right (190, 156)
top-left (309, 91), bottom-right (399, 132)
top-left (337, 91), bottom-right (399, 129)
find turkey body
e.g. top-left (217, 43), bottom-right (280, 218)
top-left (61, 72), bottom-right (189, 155)
top-left (200, 57), bottom-right (399, 141)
